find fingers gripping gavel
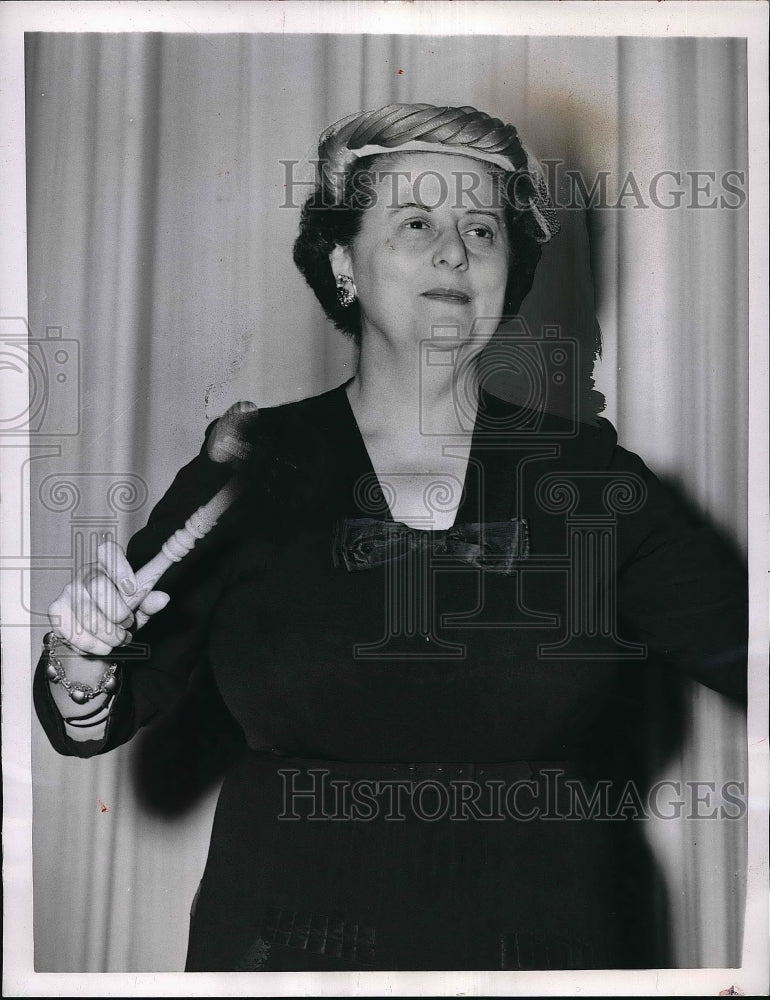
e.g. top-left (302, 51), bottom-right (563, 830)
top-left (47, 402), bottom-right (259, 657)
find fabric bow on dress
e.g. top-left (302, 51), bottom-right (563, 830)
top-left (332, 517), bottom-right (530, 574)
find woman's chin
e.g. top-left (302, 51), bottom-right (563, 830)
top-left (361, 315), bottom-right (496, 356)
top-left (419, 311), bottom-right (500, 345)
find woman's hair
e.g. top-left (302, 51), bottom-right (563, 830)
top-left (292, 153), bottom-right (545, 341)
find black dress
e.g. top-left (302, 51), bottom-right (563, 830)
top-left (34, 383), bottom-right (747, 972)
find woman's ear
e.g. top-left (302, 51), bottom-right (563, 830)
top-left (329, 244), bottom-right (354, 283)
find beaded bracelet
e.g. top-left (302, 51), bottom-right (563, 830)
top-left (42, 631), bottom-right (119, 704)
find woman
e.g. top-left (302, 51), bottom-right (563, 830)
top-left (35, 104), bottom-right (747, 972)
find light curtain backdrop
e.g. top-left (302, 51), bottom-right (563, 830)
top-left (26, 32), bottom-right (748, 972)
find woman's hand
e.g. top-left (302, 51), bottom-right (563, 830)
top-left (47, 538), bottom-right (170, 657)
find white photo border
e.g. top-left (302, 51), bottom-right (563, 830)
top-left (2, 2), bottom-right (768, 997)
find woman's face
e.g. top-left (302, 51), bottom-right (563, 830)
top-left (330, 151), bottom-right (510, 352)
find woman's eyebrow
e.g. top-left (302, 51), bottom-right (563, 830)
top-left (387, 200), bottom-right (432, 213)
top-left (465, 209), bottom-right (504, 220)
top-left (386, 204), bottom-right (504, 218)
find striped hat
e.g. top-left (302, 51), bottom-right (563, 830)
top-left (317, 103), bottom-right (558, 243)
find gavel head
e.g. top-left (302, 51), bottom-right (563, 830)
top-left (207, 400), bottom-right (260, 466)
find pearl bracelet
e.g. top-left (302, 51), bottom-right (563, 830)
top-left (43, 631), bottom-right (119, 704)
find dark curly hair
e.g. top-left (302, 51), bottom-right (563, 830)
top-left (292, 154), bottom-right (544, 342)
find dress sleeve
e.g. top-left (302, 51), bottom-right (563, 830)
top-left (33, 421), bottom-right (247, 757)
top-left (606, 425), bottom-right (748, 704)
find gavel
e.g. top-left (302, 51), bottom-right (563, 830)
top-left (126, 401), bottom-right (259, 609)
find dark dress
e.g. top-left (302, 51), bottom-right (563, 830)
top-left (34, 383), bottom-right (747, 972)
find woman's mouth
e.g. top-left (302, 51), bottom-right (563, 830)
top-left (420, 288), bottom-right (471, 304)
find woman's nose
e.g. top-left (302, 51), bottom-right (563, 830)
top-left (432, 229), bottom-right (468, 269)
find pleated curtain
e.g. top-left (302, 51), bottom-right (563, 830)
top-left (26, 32), bottom-right (748, 971)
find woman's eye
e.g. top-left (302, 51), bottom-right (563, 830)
top-left (466, 225), bottom-right (494, 240)
top-left (403, 218), bottom-right (430, 231)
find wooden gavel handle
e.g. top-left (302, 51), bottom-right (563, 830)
top-left (128, 477), bottom-right (243, 608)
top-left (123, 399), bottom-right (258, 612)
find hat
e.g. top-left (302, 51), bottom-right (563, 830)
top-left (317, 103), bottom-right (559, 243)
